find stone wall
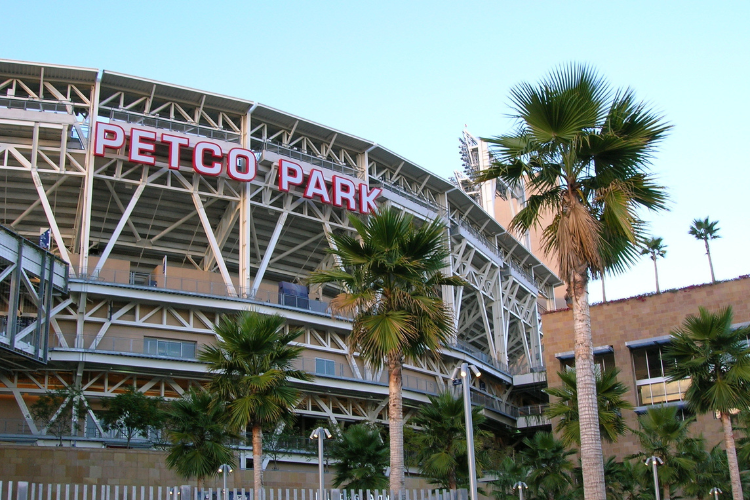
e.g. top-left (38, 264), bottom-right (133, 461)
top-left (0, 445), bottom-right (433, 491)
top-left (541, 276), bottom-right (750, 459)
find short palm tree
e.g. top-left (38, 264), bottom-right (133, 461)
top-left (409, 391), bottom-right (491, 490)
top-left (491, 454), bottom-right (530, 500)
top-left (665, 306), bottom-right (750, 500)
top-left (309, 208), bottom-right (463, 492)
top-left (688, 217), bottom-right (720, 283)
top-left (628, 405), bottom-right (698, 500)
top-left (520, 431), bottom-right (576, 500)
top-left (544, 367), bottom-right (633, 446)
top-left (198, 311), bottom-right (312, 499)
top-left (328, 423), bottom-right (389, 491)
top-left (474, 64), bottom-right (670, 500)
top-left (165, 388), bottom-right (238, 488)
top-left (640, 237), bottom-right (667, 293)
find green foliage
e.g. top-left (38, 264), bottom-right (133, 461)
top-left (665, 306), bottom-right (750, 416)
top-left (519, 432), bottom-right (575, 500)
top-left (309, 208), bottom-right (463, 368)
top-left (475, 63), bottom-right (670, 279)
top-left (328, 423), bottom-right (389, 490)
top-left (544, 368), bottom-right (633, 446)
top-left (29, 386), bottom-right (87, 446)
top-left (640, 237), bottom-right (666, 261)
top-left (100, 387), bottom-right (164, 448)
top-left (688, 217), bottom-right (721, 242)
top-left (199, 310), bottom-right (312, 434)
top-left (490, 453), bottom-right (530, 500)
top-left (628, 405), bottom-right (698, 499)
top-left (408, 391), bottom-right (492, 490)
top-left (165, 389), bottom-right (238, 487)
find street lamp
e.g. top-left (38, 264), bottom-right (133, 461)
top-left (310, 427), bottom-right (332, 500)
top-left (645, 456), bottom-right (664, 500)
top-left (512, 482), bottom-right (528, 500)
top-left (218, 464), bottom-right (233, 500)
top-left (451, 362), bottom-right (481, 500)
top-left (709, 487), bottom-right (722, 500)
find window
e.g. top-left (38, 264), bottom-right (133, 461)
top-left (560, 352), bottom-right (616, 373)
top-left (144, 337), bottom-right (196, 359)
top-left (315, 358), bottom-right (335, 376)
top-left (631, 345), bottom-right (690, 406)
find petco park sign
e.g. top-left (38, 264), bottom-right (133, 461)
top-left (94, 122), bottom-right (382, 214)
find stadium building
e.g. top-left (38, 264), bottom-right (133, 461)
top-left (0, 59), bottom-right (561, 475)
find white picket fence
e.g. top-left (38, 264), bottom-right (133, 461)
top-left (0, 482), bottom-right (468, 500)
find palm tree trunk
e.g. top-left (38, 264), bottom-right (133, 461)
top-left (570, 269), bottom-right (606, 500)
top-left (721, 412), bottom-right (742, 500)
top-left (705, 240), bottom-right (716, 283)
top-left (253, 425), bottom-right (263, 500)
top-left (652, 257), bottom-right (660, 293)
top-left (388, 352), bottom-right (405, 493)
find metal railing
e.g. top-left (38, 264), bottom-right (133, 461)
top-left (0, 96), bottom-right (87, 114)
top-left (470, 390), bottom-right (518, 418)
top-left (103, 108), bottom-right (242, 144)
top-left (51, 333), bottom-right (198, 361)
top-left (374, 179), bottom-right (445, 213)
top-left (445, 340), bottom-right (510, 375)
top-left (254, 138), bottom-right (359, 177)
top-left (0, 418), bottom-right (34, 436)
top-left (71, 268), bottom-right (346, 318)
top-left (518, 403), bottom-right (549, 417)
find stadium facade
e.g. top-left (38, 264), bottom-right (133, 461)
top-left (0, 60), bottom-right (561, 461)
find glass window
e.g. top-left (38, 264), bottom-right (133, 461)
top-left (143, 337), bottom-right (196, 359)
top-left (315, 358), bottom-right (335, 376)
top-left (632, 345), bottom-right (689, 406)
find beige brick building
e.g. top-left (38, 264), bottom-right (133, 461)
top-left (541, 276), bottom-right (750, 459)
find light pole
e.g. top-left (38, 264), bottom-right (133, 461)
top-left (709, 487), bottom-right (722, 500)
top-left (451, 362), bottom-right (481, 500)
top-left (513, 482), bottom-right (528, 500)
top-left (218, 464), bottom-right (233, 500)
top-left (310, 427), bottom-right (332, 500)
top-left (645, 456), bottom-right (664, 500)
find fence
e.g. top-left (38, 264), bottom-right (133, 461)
top-left (0, 483), bottom-right (467, 500)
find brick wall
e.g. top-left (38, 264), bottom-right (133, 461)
top-left (541, 276), bottom-right (750, 459)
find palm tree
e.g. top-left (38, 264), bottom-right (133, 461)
top-left (409, 391), bottom-right (492, 490)
top-left (491, 454), bottom-right (530, 500)
top-left (328, 423), bottom-right (389, 491)
top-left (474, 64), bottom-right (670, 500)
top-left (665, 306), bottom-right (750, 500)
top-left (309, 208), bottom-right (463, 492)
top-left (198, 311), bottom-right (312, 499)
top-left (165, 388), bottom-right (238, 488)
top-left (689, 217), bottom-right (720, 283)
top-left (628, 405), bottom-right (698, 500)
top-left (544, 368), bottom-right (633, 446)
top-left (520, 431), bottom-right (576, 500)
top-left (640, 237), bottom-right (667, 293)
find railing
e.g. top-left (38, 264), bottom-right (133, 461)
top-left (102, 108), bottom-right (242, 144)
top-left (0, 482), bottom-right (468, 500)
top-left (518, 404), bottom-right (549, 417)
top-left (0, 96), bottom-right (88, 114)
top-left (0, 418), bottom-right (34, 436)
top-left (71, 268), bottom-right (347, 319)
top-left (470, 390), bottom-right (518, 418)
top-left (374, 179), bottom-right (445, 213)
top-left (51, 333), bottom-right (198, 361)
top-left (450, 216), bottom-right (504, 260)
top-left (1, 316), bottom-right (39, 337)
top-left (254, 139), bottom-right (359, 177)
top-left (445, 340), bottom-right (510, 375)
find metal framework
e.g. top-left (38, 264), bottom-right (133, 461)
top-left (0, 59), bottom-right (561, 447)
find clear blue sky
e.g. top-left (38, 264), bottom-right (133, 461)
top-left (3, 0), bottom-right (749, 302)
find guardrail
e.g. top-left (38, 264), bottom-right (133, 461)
top-left (374, 179), bottom-right (446, 213)
top-left (255, 139), bottom-right (359, 177)
top-left (0, 96), bottom-right (88, 114)
top-left (103, 108), bottom-right (242, 144)
top-left (445, 340), bottom-right (510, 375)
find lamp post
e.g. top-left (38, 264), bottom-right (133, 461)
top-left (310, 427), bottom-right (332, 500)
top-left (709, 487), bottom-right (722, 500)
top-left (451, 362), bottom-right (481, 500)
top-left (512, 482), bottom-right (528, 500)
top-left (645, 456), bottom-right (664, 500)
top-left (218, 464), bottom-right (233, 500)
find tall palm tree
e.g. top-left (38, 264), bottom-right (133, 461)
top-left (198, 311), bottom-right (312, 499)
top-left (328, 423), bottom-right (389, 491)
top-left (640, 237), bottom-right (667, 293)
top-left (628, 405), bottom-right (698, 500)
top-left (544, 367), bottom-right (633, 446)
top-left (665, 306), bottom-right (750, 500)
top-left (309, 208), bottom-right (463, 492)
top-left (519, 431), bottom-right (576, 500)
top-left (474, 64), bottom-right (670, 500)
top-left (165, 388), bottom-right (238, 488)
top-left (689, 217), bottom-right (721, 283)
top-left (409, 391), bottom-right (492, 490)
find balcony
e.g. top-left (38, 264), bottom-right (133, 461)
top-left (254, 138), bottom-right (359, 177)
top-left (102, 108), bottom-right (241, 144)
